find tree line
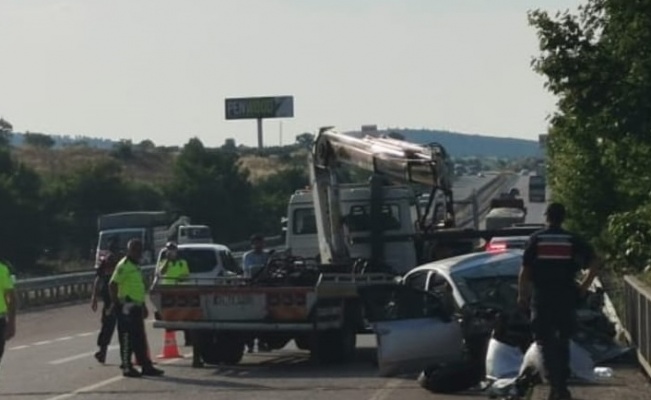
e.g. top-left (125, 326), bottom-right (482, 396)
top-left (0, 129), bottom-right (309, 275)
top-left (529, 0), bottom-right (651, 273)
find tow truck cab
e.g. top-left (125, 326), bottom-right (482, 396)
top-left (285, 184), bottom-right (420, 273)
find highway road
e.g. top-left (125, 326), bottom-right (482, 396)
top-left (0, 175), bottom-right (511, 400)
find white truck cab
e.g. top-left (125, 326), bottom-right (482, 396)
top-left (155, 243), bottom-right (241, 284)
top-left (286, 184), bottom-right (420, 273)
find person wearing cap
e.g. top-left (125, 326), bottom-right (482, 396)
top-left (158, 242), bottom-right (190, 285)
top-left (517, 203), bottom-right (599, 400)
top-left (0, 258), bottom-right (16, 366)
top-left (91, 237), bottom-right (123, 364)
top-left (109, 239), bottom-right (164, 378)
top-left (156, 241), bottom-right (194, 350)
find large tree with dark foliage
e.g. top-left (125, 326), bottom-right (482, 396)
top-left (530, 0), bottom-right (651, 271)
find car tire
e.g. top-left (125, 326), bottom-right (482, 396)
top-left (197, 332), bottom-right (245, 366)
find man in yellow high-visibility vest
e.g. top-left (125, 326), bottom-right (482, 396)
top-left (158, 242), bottom-right (190, 285)
top-left (0, 259), bottom-right (17, 366)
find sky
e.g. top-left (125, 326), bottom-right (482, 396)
top-left (0, 0), bottom-right (582, 147)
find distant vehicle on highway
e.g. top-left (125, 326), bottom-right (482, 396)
top-left (477, 172), bottom-right (485, 177)
top-left (528, 175), bottom-right (546, 202)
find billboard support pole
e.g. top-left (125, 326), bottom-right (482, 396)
top-left (257, 118), bottom-right (263, 150)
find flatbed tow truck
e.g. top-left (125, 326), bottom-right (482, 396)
top-left (149, 128), bottom-right (539, 367)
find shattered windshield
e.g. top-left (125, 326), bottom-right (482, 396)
top-left (450, 256), bottom-right (521, 309)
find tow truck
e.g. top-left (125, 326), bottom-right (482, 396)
top-left (149, 128), bottom-right (539, 367)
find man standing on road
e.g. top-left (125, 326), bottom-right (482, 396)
top-left (0, 259), bottom-right (16, 367)
top-left (91, 237), bottom-right (122, 364)
top-left (242, 234), bottom-right (270, 352)
top-left (109, 239), bottom-right (164, 378)
top-left (517, 203), bottom-right (599, 400)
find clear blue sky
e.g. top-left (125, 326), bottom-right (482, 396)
top-left (0, 0), bottom-right (581, 147)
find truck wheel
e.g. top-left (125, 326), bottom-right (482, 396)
top-left (197, 332), bottom-right (245, 366)
top-left (312, 326), bottom-right (356, 364)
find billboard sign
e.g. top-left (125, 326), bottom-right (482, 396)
top-left (225, 96), bottom-right (294, 120)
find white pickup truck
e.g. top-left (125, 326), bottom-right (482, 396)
top-left (155, 243), bottom-right (241, 284)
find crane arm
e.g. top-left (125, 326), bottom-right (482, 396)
top-left (309, 127), bottom-right (456, 265)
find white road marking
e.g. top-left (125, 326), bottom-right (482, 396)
top-left (34, 340), bottom-right (53, 346)
top-left (367, 378), bottom-right (404, 400)
top-left (76, 332), bottom-right (94, 337)
top-left (55, 336), bottom-right (74, 342)
top-left (9, 345), bottom-right (29, 350)
top-left (49, 345), bottom-right (120, 365)
top-left (45, 352), bottom-right (191, 400)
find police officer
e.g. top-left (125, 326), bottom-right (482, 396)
top-left (91, 237), bottom-right (123, 364)
top-left (109, 239), bottom-right (164, 378)
top-left (517, 203), bottom-right (598, 400)
top-left (158, 242), bottom-right (190, 285)
top-left (0, 258), bottom-right (16, 367)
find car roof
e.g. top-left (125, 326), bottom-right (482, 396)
top-left (408, 249), bottom-right (523, 277)
top-left (161, 243), bottom-right (231, 252)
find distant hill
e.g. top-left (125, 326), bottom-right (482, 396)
top-left (6, 127), bottom-right (541, 158)
top-left (348, 128), bottom-right (542, 158)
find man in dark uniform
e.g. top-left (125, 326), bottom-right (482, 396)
top-left (517, 203), bottom-right (599, 400)
top-left (91, 237), bottom-right (123, 364)
top-left (109, 239), bottom-right (164, 378)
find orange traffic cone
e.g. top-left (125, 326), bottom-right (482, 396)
top-left (157, 330), bottom-right (182, 359)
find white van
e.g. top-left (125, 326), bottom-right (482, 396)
top-left (285, 184), bottom-right (422, 273)
top-left (155, 243), bottom-right (241, 285)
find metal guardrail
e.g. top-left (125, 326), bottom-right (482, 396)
top-left (622, 275), bottom-right (651, 378)
top-left (13, 174), bottom-right (510, 310)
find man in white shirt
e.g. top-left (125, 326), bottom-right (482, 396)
top-left (242, 234), bottom-right (269, 278)
top-left (241, 234), bottom-right (269, 352)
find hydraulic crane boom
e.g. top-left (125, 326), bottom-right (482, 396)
top-left (309, 127), bottom-right (456, 266)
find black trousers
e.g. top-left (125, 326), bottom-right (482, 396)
top-left (531, 303), bottom-right (576, 392)
top-left (117, 304), bottom-right (152, 370)
top-left (0, 318), bottom-right (6, 364)
top-left (97, 301), bottom-right (120, 349)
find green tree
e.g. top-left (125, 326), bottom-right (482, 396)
top-left (529, 0), bottom-right (651, 269)
top-left (24, 132), bottom-right (56, 148)
top-left (295, 133), bottom-right (314, 148)
top-left (253, 167), bottom-right (309, 234)
top-left (166, 138), bottom-right (253, 242)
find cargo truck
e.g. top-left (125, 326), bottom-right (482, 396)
top-left (95, 211), bottom-right (212, 266)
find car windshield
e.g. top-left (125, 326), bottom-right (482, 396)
top-left (160, 248), bottom-right (218, 273)
top-left (99, 230), bottom-right (142, 252)
top-left (450, 257), bottom-right (520, 310)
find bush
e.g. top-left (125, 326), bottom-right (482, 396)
top-left (602, 203), bottom-right (651, 273)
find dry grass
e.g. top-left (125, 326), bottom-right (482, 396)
top-left (14, 146), bottom-right (176, 185)
top-left (238, 155), bottom-right (287, 184)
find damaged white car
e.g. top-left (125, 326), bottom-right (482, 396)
top-left (366, 249), bottom-right (630, 393)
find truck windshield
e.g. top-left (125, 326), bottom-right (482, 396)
top-left (345, 204), bottom-right (402, 232)
top-left (98, 230), bottom-right (143, 251)
top-left (529, 176), bottom-right (546, 188)
top-left (160, 248), bottom-right (218, 273)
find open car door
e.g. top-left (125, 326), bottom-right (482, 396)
top-left (360, 285), bottom-right (465, 377)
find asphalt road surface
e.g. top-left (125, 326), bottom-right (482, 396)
top-left (0, 175), bottom-right (506, 400)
